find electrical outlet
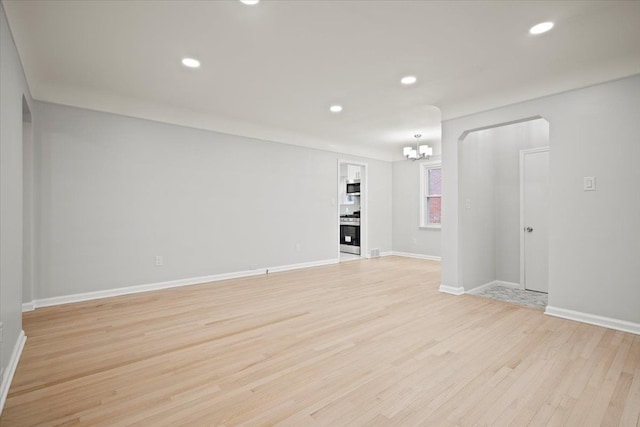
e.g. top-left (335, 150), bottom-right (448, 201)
top-left (584, 176), bottom-right (596, 191)
top-left (155, 256), bottom-right (163, 267)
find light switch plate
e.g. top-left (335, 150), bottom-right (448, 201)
top-left (584, 176), bottom-right (596, 191)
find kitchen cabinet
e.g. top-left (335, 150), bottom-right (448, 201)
top-left (347, 164), bottom-right (361, 181)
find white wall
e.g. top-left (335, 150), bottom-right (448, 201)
top-left (460, 119), bottom-right (549, 288)
top-left (32, 101), bottom-right (392, 299)
top-left (0, 3), bottom-right (33, 380)
top-left (442, 74), bottom-right (640, 325)
top-left (459, 134), bottom-right (495, 289)
top-left (391, 159), bottom-right (441, 257)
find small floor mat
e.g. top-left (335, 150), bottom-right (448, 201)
top-left (473, 284), bottom-right (547, 309)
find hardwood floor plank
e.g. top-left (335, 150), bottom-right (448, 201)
top-left (1, 256), bottom-right (638, 426)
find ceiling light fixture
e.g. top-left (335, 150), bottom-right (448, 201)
top-left (239, 0), bottom-right (260, 4)
top-left (529, 22), bottom-right (554, 35)
top-left (330, 105), bottom-right (343, 113)
top-left (181, 58), bottom-right (201, 68)
top-left (403, 134), bottom-right (432, 160)
top-left (401, 76), bottom-right (417, 85)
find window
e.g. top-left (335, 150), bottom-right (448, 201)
top-left (420, 162), bottom-right (442, 227)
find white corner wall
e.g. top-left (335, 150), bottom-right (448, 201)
top-left (442, 74), bottom-right (640, 325)
top-left (32, 101), bottom-right (392, 300)
top-left (459, 132), bottom-right (496, 289)
top-left (0, 2), bottom-right (33, 389)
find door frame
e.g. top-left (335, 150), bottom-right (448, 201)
top-left (337, 159), bottom-right (368, 260)
top-left (519, 146), bottom-right (549, 290)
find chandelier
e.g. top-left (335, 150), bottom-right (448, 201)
top-left (403, 134), bottom-right (432, 160)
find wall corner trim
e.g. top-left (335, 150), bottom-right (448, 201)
top-left (0, 330), bottom-right (26, 415)
top-left (391, 251), bottom-right (441, 261)
top-left (23, 258), bottom-right (339, 310)
top-left (545, 306), bottom-right (640, 336)
top-left (438, 284), bottom-right (465, 296)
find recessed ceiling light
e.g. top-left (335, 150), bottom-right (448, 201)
top-left (330, 105), bottom-right (343, 113)
top-left (401, 76), bottom-right (417, 85)
top-left (529, 22), bottom-right (554, 35)
top-left (240, 0), bottom-right (260, 4)
top-left (181, 58), bottom-right (200, 68)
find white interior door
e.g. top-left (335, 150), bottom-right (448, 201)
top-left (521, 148), bottom-right (549, 293)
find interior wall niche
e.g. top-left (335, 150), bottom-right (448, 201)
top-left (459, 118), bottom-right (549, 291)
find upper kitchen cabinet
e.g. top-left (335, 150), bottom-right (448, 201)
top-left (347, 164), bottom-right (361, 181)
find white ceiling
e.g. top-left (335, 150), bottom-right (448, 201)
top-left (4, 0), bottom-right (640, 161)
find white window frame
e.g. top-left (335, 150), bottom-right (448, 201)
top-left (420, 161), bottom-right (442, 229)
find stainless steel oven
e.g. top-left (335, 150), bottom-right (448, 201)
top-left (340, 217), bottom-right (360, 255)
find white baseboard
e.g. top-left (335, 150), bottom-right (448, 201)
top-left (24, 258), bottom-right (338, 310)
top-left (467, 280), bottom-right (524, 294)
top-left (0, 330), bottom-right (26, 415)
top-left (545, 306), bottom-right (640, 336)
top-left (438, 284), bottom-right (465, 296)
top-left (265, 258), bottom-right (337, 274)
top-left (390, 251), bottom-right (441, 262)
top-left (380, 251), bottom-right (393, 257)
top-left (21, 302), bottom-right (35, 312)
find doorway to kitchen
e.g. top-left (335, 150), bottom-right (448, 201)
top-left (337, 160), bottom-right (367, 262)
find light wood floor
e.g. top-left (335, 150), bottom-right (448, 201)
top-left (2, 256), bottom-right (639, 426)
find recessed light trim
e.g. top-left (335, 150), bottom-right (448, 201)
top-left (330, 105), bottom-right (343, 113)
top-left (240, 0), bottom-right (260, 4)
top-left (401, 76), bottom-right (417, 85)
top-left (529, 22), bottom-right (554, 35)
top-left (181, 58), bottom-right (201, 68)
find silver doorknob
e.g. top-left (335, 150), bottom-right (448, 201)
top-left (526, 227), bottom-right (533, 232)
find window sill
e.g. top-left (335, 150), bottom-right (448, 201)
top-left (420, 225), bottom-right (442, 230)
